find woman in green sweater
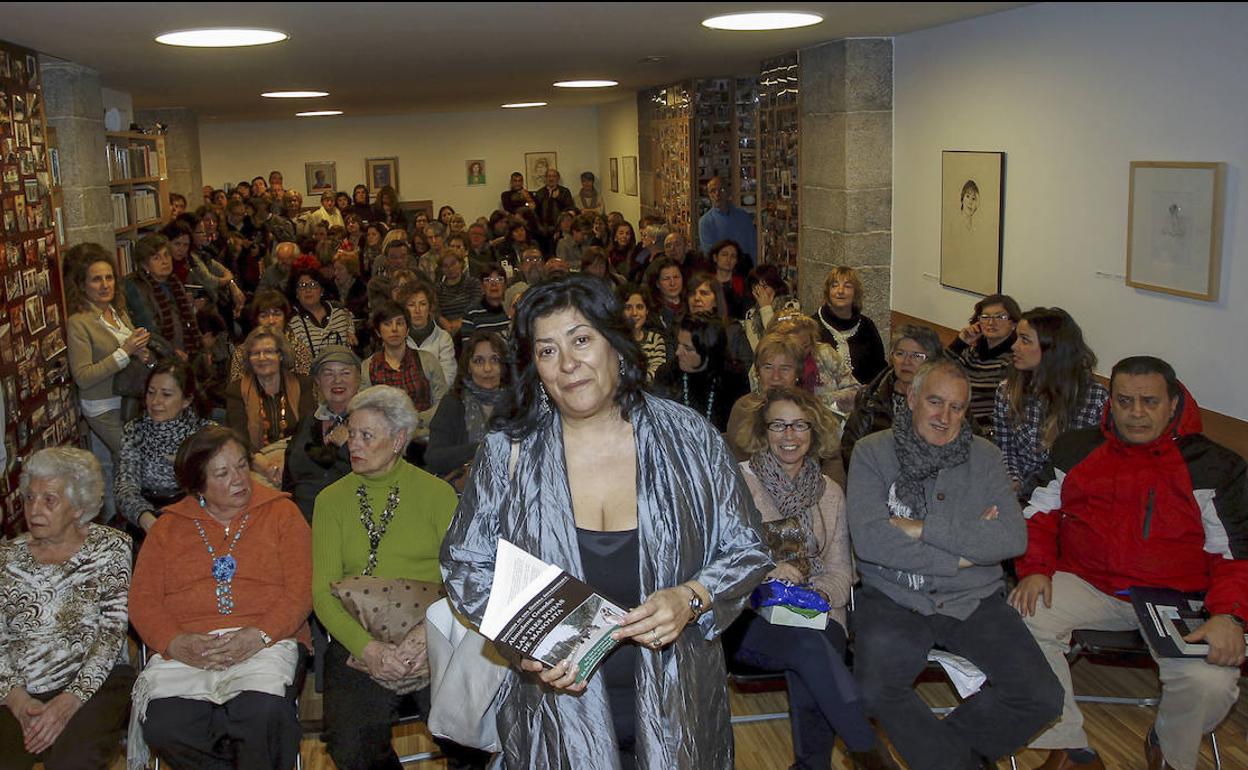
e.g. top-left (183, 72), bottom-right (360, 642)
top-left (311, 384), bottom-right (482, 769)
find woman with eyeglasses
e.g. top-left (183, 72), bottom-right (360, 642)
top-left (228, 290), bottom-right (313, 381)
top-left (840, 324), bottom-right (944, 472)
top-left (458, 263), bottom-right (513, 343)
top-left (285, 268), bottom-right (357, 358)
top-left (226, 328), bottom-right (316, 486)
top-left (728, 386), bottom-right (898, 770)
top-left (948, 294), bottom-right (1021, 437)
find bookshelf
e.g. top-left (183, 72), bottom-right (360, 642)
top-left (107, 130), bottom-right (168, 275)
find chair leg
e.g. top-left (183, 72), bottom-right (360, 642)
top-left (1209, 731), bottom-right (1222, 770)
top-left (1009, 755), bottom-right (1018, 770)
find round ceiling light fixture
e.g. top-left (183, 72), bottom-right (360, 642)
top-left (295, 110), bottom-right (343, 117)
top-left (501, 102), bottom-right (548, 109)
top-left (552, 80), bottom-right (619, 89)
top-left (262, 90), bottom-right (329, 98)
top-left (155, 28), bottom-right (289, 48)
top-left (701, 11), bottom-right (824, 31)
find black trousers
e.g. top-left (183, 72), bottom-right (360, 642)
top-left (322, 640), bottom-right (489, 770)
top-left (0, 663), bottom-right (135, 770)
top-left (142, 657), bottom-right (304, 770)
top-left (853, 587), bottom-right (1064, 770)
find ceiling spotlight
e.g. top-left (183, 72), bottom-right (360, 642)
top-left (296, 110), bottom-right (343, 117)
top-left (553, 80), bottom-right (619, 89)
top-left (701, 12), bottom-right (824, 31)
top-left (155, 28), bottom-right (289, 47)
top-left (262, 90), bottom-right (329, 98)
top-left (501, 102), bottom-right (548, 109)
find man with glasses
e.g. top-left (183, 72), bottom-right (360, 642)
top-left (698, 175), bottom-right (757, 269)
top-left (847, 357), bottom-right (1063, 770)
top-left (459, 263), bottom-right (512, 342)
top-left (948, 294), bottom-right (1021, 437)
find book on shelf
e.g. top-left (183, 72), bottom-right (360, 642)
top-left (105, 141), bottom-right (157, 181)
top-left (478, 539), bottom-right (626, 684)
top-left (1130, 586), bottom-right (1248, 658)
top-left (116, 240), bottom-right (134, 276)
top-left (131, 186), bottom-right (158, 223)
top-left (110, 192), bottom-right (129, 229)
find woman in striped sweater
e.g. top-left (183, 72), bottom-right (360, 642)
top-left (947, 293), bottom-right (1020, 438)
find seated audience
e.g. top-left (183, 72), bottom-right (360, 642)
top-left (841, 324), bottom-right (944, 471)
top-left (948, 294), bottom-right (1021, 437)
top-left (465, 223), bottom-right (496, 275)
top-left (459, 263), bottom-right (512, 342)
top-left (192, 311), bottom-right (233, 416)
top-left (360, 301), bottom-right (447, 444)
top-left (434, 236), bottom-right (482, 338)
top-left (425, 331), bottom-right (509, 479)
top-left (349, 185), bottom-right (371, 221)
top-left (993, 307), bottom-right (1107, 499)
top-left (687, 270), bottom-right (753, 373)
top-left (726, 333), bottom-right (803, 460)
top-left (642, 255), bottom-right (686, 334)
top-left (372, 186), bottom-right (406, 231)
top-left (116, 360), bottom-right (214, 534)
top-left (226, 327), bottom-right (316, 486)
top-left (123, 232), bottom-right (202, 359)
top-left (811, 265), bottom-right (887, 385)
top-left (187, 217), bottom-right (246, 314)
top-left (607, 221), bottom-right (639, 272)
top-left (283, 346), bottom-right (361, 522)
top-left (555, 214), bottom-right (591, 268)
top-left (399, 282), bottom-right (457, 384)
top-left (287, 267), bottom-right (357, 357)
top-left (332, 252), bottom-right (369, 325)
top-left (709, 239), bottom-right (749, 319)
top-left (769, 313), bottom-right (859, 417)
top-left (417, 224), bottom-right (445, 281)
top-left (742, 263), bottom-right (801, 352)
top-left (259, 240), bottom-right (299, 293)
top-left (307, 191), bottom-right (345, 231)
top-left (731, 387), bottom-right (897, 770)
top-left (229, 289), bottom-right (313, 380)
top-left (652, 314), bottom-right (749, 432)
top-left (1011, 356), bottom-right (1247, 770)
top-left (360, 222), bottom-right (387, 276)
top-left (129, 426), bottom-right (311, 770)
top-left (619, 282), bottom-right (667, 380)
top-left (847, 358), bottom-right (1063, 770)
top-left (512, 244), bottom-right (545, 288)
top-left (0, 448), bottom-right (133, 770)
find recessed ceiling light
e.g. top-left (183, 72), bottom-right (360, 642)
top-left (296, 110), bottom-right (343, 117)
top-left (701, 11), bottom-right (824, 31)
top-left (262, 90), bottom-right (329, 99)
top-left (501, 102), bottom-right (548, 109)
top-left (155, 28), bottom-right (289, 48)
top-left (553, 80), bottom-right (619, 89)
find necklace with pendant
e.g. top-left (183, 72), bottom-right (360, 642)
top-left (193, 513), bottom-right (252, 615)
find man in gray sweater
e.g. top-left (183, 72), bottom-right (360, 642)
top-left (847, 358), bottom-right (1062, 770)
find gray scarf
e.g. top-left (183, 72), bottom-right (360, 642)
top-left (892, 405), bottom-right (972, 520)
top-left (749, 450), bottom-right (826, 578)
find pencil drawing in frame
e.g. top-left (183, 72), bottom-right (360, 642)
top-left (1126, 161), bottom-right (1224, 302)
top-left (940, 150), bottom-right (1004, 296)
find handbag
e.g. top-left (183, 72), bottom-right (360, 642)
top-left (425, 597), bottom-right (508, 752)
top-left (113, 357), bottom-right (154, 398)
top-left (330, 575), bottom-right (444, 694)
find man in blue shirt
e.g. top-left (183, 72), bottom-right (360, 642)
top-left (698, 176), bottom-right (757, 269)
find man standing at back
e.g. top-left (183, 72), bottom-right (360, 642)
top-left (698, 175), bottom-right (756, 270)
top-left (533, 167), bottom-right (574, 253)
top-left (848, 358), bottom-right (1063, 770)
top-left (1011, 355), bottom-right (1246, 770)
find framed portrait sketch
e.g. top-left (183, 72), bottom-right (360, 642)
top-left (609, 157), bottom-right (619, 193)
top-left (940, 151), bottom-right (1004, 295)
top-left (466, 159), bottom-right (486, 187)
top-left (1126, 161), bottom-right (1225, 302)
top-left (366, 157), bottom-right (399, 197)
top-left (305, 161), bottom-right (336, 195)
top-left (525, 151), bottom-right (557, 187)
top-left (622, 156), bottom-right (638, 197)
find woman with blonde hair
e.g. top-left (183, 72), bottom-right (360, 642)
top-left (811, 266), bottom-right (887, 384)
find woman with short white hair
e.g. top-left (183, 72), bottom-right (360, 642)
top-left (1, 447), bottom-right (134, 769)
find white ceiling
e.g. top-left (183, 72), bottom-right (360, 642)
top-left (0, 2), bottom-right (1028, 121)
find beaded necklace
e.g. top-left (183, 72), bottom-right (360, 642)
top-left (193, 513), bottom-right (252, 615)
top-left (682, 372), bottom-right (717, 422)
top-left (357, 483), bottom-right (401, 575)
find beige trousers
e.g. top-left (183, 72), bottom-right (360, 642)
top-left (1024, 571), bottom-right (1240, 770)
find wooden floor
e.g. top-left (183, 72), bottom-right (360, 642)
top-left (105, 659), bottom-right (1246, 769)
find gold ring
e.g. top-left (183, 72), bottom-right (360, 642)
top-left (650, 629), bottom-right (661, 647)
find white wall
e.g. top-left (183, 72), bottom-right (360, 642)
top-left (199, 107), bottom-right (602, 220)
top-left (893, 2), bottom-right (1248, 419)
top-left (596, 96), bottom-right (641, 224)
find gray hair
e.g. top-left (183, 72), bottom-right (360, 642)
top-left (349, 385), bottom-right (419, 439)
top-left (19, 447), bottom-right (105, 524)
top-left (890, 323), bottom-right (944, 359)
top-left (911, 357), bottom-right (970, 401)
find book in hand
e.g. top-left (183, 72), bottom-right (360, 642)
top-left (478, 539), bottom-right (626, 684)
top-left (1129, 586), bottom-right (1248, 658)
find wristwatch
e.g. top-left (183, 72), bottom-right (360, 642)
top-left (257, 630), bottom-right (274, 646)
top-left (685, 585), bottom-right (705, 620)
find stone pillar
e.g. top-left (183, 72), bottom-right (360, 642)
top-left (798, 39), bottom-right (893, 336)
top-left (41, 55), bottom-right (113, 249)
top-left (134, 107), bottom-right (202, 203)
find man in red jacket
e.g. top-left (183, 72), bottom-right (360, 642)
top-left (1009, 356), bottom-right (1246, 770)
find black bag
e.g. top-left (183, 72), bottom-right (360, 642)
top-left (112, 357), bottom-right (153, 398)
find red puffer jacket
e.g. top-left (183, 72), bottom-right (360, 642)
top-left (1017, 383), bottom-right (1248, 622)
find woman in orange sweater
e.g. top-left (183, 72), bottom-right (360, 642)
top-left (129, 425), bottom-right (312, 770)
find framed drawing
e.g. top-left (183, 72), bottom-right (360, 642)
top-left (622, 155), bottom-right (638, 197)
top-left (466, 159), bottom-right (486, 187)
top-left (609, 157), bottom-right (619, 193)
top-left (940, 151), bottom-right (1004, 295)
top-left (1126, 161), bottom-right (1224, 301)
top-left (366, 157), bottom-right (399, 197)
top-left (524, 151), bottom-right (557, 187)
top-left (305, 161), bottom-right (336, 195)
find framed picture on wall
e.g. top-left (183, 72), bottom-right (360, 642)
top-left (524, 151), bottom-right (557, 188)
top-left (1125, 161), bottom-right (1225, 302)
top-left (609, 158), bottom-right (619, 193)
top-left (466, 160), bottom-right (486, 187)
top-left (622, 156), bottom-right (638, 197)
top-left (366, 157), bottom-right (399, 197)
top-left (305, 161), bottom-right (336, 195)
top-left (940, 150), bottom-right (1005, 296)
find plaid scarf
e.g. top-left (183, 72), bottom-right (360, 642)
top-left (892, 405), bottom-right (972, 520)
top-left (132, 268), bottom-right (200, 356)
top-left (368, 349), bottom-right (431, 411)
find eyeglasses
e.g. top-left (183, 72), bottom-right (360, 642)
top-left (978, 313), bottom-right (1011, 322)
top-left (766, 420), bottom-right (812, 433)
top-left (482, 276), bottom-right (506, 284)
top-left (296, 282), bottom-right (320, 290)
top-left (892, 350), bottom-right (929, 363)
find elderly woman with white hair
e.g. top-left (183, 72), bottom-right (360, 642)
top-left (311, 385), bottom-right (482, 769)
top-left (0, 448), bottom-right (134, 769)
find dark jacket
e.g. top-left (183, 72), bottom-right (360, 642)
top-left (425, 393), bottom-right (477, 476)
top-left (813, 305), bottom-right (887, 385)
top-left (282, 411), bottom-right (353, 522)
top-left (533, 184), bottom-right (575, 236)
top-left (651, 363), bottom-right (749, 434)
top-left (841, 368), bottom-right (902, 472)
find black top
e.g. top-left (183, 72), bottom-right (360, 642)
top-left (813, 305), bottom-right (888, 385)
top-left (577, 527), bottom-right (640, 752)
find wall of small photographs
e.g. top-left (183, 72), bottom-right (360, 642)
top-left (637, 83), bottom-right (693, 242)
top-left (0, 40), bottom-right (77, 537)
top-left (758, 52), bottom-right (802, 286)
